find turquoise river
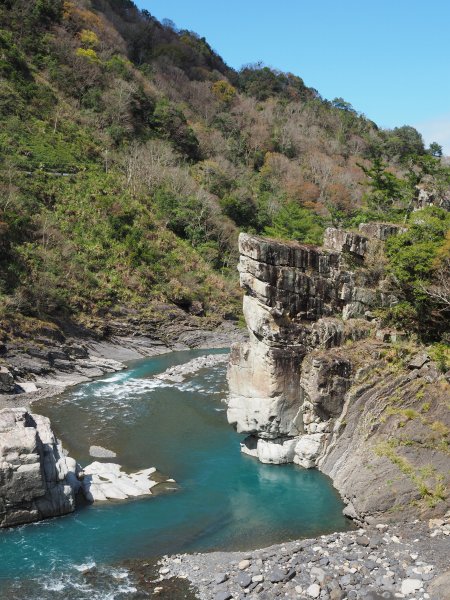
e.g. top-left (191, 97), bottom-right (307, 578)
top-left (0, 349), bottom-right (351, 598)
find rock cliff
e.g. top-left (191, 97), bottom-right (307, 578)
top-left (227, 229), bottom-right (449, 522)
top-left (0, 408), bottom-right (81, 527)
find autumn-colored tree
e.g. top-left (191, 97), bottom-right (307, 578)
top-left (79, 29), bottom-right (99, 49)
top-left (211, 80), bottom-right (236, 105)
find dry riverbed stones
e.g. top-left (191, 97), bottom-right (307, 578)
top-left (158, 521), bottom-right (450, 600)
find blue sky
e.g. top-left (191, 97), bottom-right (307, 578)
top-left (136, 1), bottom-right (450, 153)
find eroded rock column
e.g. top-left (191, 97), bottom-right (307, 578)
top-left (227, 232), bottom-right (353, 464)
top-left (0, 408), bottom-right (80, 528)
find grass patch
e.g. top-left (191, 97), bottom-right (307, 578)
top-left (374, 441), bottom-right (448, 508)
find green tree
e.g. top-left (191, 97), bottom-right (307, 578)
top-left (427, 142), bottom-right (443, 157)
top-left (153, 101), bottom-right (201, 160)
top-left (359, 157), bottom-right (402, 213)
top-left (385, 207), bottom-right (450, 338)
top-left (220, 194), bottom-right (257, 229)
top-left (384, 125), bottom-right (425, 160)
top-left (332, 97), bottom-right (356, 112)
top-left (264, 203), bottom-right (324, 245)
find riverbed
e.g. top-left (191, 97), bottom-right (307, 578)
top-left (0, 349), bottom-right (351, 598)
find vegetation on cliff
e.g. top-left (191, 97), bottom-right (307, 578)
top-left (0, 0), bottom-right (448, 340)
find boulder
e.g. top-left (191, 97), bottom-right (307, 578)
top-left (89, 445), bottom-right (117, 458)
top-left (0, 366), bottom-right (15, 393)
top-left (294, 434), bottom-right (325, 469)
top-left (240, 435), bottom-right (298, 464)
top-left (81, 461), bottom-right (162, 502)
top-left (408, 353), bottom-right (429, 369)
top-left (0, 408), bottom-right (81, 528)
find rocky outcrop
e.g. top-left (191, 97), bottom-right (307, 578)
top-left (358, 221), bottom-right (406, 240)
top-left (156, 353), bottom-right (228, 383)
top-left (0, 366), bottom-right (15, 393)
top-left (227, 232), bottom-right (374, 446)
top-left (80, 462), bottom-right (173, 502)
top-left (0, 407), bottom-right (176, 527)
top-left (227, 229), bottom-right (450, 521)
top-left (0, 321), bottom-right (245, 406)
top-left (0, 408), bottom-right (81, 527)
top-left (227, 231), bottom-right (380, 458)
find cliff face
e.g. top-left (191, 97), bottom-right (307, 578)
top-left (227, 228), bottom-right (450, 521)
top-left (227, 229), bottom-right (380, 460)
top-left (0, 408), bottom-right (80, 528)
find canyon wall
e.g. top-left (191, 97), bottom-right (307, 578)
top-left (227, 227), bottom-right (450, 521)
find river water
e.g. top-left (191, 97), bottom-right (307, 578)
top-left (0, 349), bottom-right (351, 598)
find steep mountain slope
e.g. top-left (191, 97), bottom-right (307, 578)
top-left (0, 0), bottom-right (449, 341)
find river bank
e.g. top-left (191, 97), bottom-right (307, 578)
top-left (0, 319), bottom-right (246, 410)
top-left (157, 519), bottom-right (450, 600)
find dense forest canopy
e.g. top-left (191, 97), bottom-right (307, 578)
top-left (0, 0), bottom-right (449, 340)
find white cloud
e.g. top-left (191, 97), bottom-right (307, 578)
top-left (415, 113), bottom-right (450, 156)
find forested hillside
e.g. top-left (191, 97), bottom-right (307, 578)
top-left (0, 0), bottom-right (449, 340)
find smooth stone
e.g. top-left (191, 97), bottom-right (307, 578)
top-left (89, 445), bottom-right (117, 458)
top-left (306, 583), bottom-right (321, 598)
top-left (237, 573), bottom-right (252, 588)
top-left (81, 462), bottom-right (161, 502)
top-left (310, 566), bottom-right (326, 583)
top-left (240, 435), bottom-right (297, 464)
top-left (401, 579), bottom-right (422, 595)
top-left (214, 592), bottom-right (232, 600)
top-left (238, 559), bottom-right (251, 570)
top-left (268, 567), bottom-right (286, 583)
top-left (356, 536), bottom-right (370, 546)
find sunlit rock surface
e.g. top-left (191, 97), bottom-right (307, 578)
top-left (0, 408), bottom-right (80, 528)
top-left (227, 231), bottom-right (375, 459)
top-left (81, 462), bottom-right (166, 502)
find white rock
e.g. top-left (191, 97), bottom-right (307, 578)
top-left (81, 461), bottom-right (164, 502)
top-left (401, 579), bottom-right (422, 595)
top-left (306, 583), bottom-right (321, 598)
top-left (89, 445), bottom-right (117, 458)
top-left (293, 434), bottom-right (325, 469)
top-left (17, 381), bottom-right (39, 393)
top-left (227, 297), bottom-right (304, 440)
top-left (156, 354), bottom-right (228, 383)
top-left (238, 559), bottom-right (250, 570)
top-left (0, 408), bottom-right (81, 528)
top-left (240, 435), bottom-right (298, 464)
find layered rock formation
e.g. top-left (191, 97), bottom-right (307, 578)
top-left (227, 230), bottom-right (380, 464)
top-left (227, 229), bottom-right (450, 521)
top-left (0, 408), bottom-right (81, 527)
